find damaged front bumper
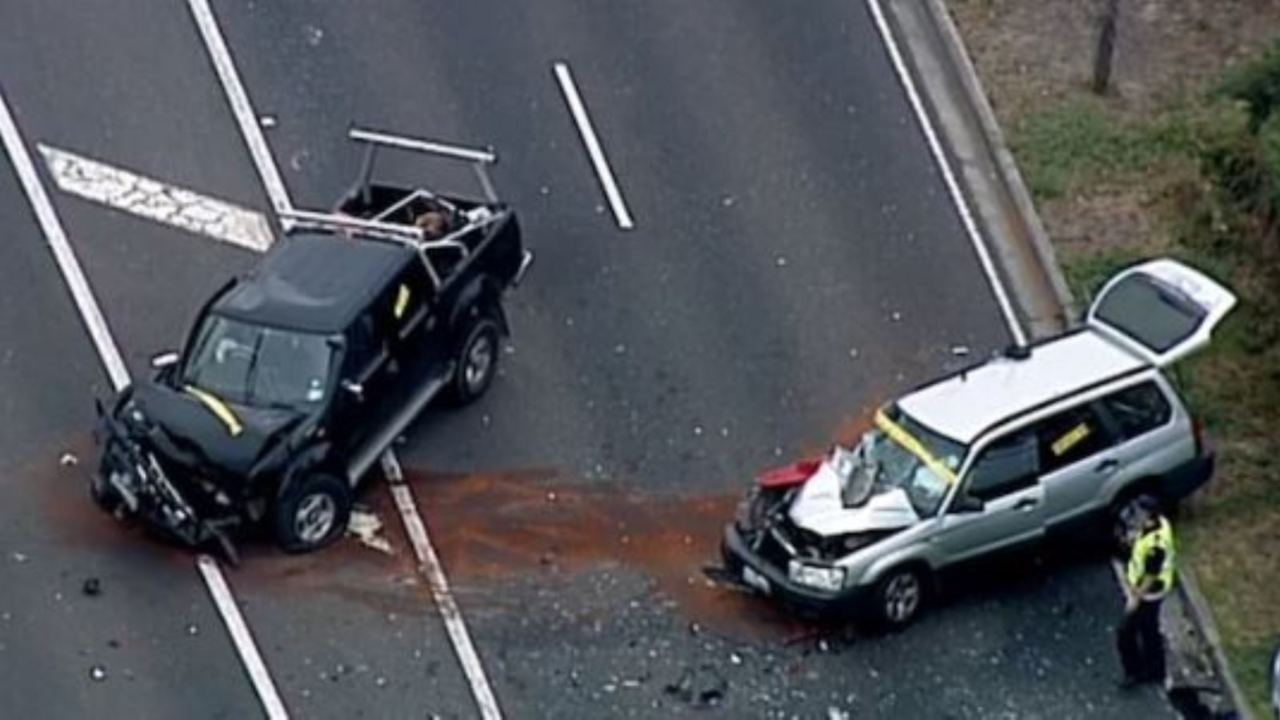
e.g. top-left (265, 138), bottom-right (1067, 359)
top-left (720, 524), bottom-right (866, 617)
top-left (94, 407), bottom-right (240, 563)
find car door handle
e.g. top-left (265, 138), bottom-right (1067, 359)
top-left (1095, 459), bottom-right (1119, 474)
top-left (1013, 497), bottom-right (1039, 511)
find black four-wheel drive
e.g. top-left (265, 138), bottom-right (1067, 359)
top-left (93, 128), bottom-right (533, 560)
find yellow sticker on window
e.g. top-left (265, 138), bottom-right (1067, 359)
top-left (1051, 422), bottom-right (1091, 456)
top-left (394, 284), bottom-right (411, 320)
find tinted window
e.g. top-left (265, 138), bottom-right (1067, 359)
top-left (1036, 404), bottom-right (1114, 474)
top-left (966, 430), bottom-right (1039, 501)
top-left (183, 315), bottom-right (332, 409)
top-left (1101, 381), bottom-right (1172, 440)
top-left (1093, 274), bottom-right (1205, 353)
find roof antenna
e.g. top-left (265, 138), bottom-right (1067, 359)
top-left (1004, 343), bottom-right (1031, 360)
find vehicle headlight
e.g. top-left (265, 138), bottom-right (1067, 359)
top-left (788, 561), bottom-right (846, 592)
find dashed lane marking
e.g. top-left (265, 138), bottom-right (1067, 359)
top-left (0, 89), bottom-right (130, 391)
top-left (553, 61), bottom-right (635, 230)
top-left (383, 454), bottom-right (504, 720)
top-left (39, 144), bottom-right (273, 253)
top-left (198, 557), bottom-right (291, 719)
top-left (0, 85), bottom-right (290, 719)
top-left (187, 3), bottom-right (505, 715)
top-left (863, 0), bottom-right (1027, 347)
top-left (187, 0), bottom-right (292, 217)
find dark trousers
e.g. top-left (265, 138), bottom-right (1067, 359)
top-left (1116, 598), bottom-right (1166, 682)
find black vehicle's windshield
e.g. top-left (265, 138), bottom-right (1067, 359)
top-left (857, 405), bottom-right (967, 518)
top-left (183, 315), bottom-right (333, 410)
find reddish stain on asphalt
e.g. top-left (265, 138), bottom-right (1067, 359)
top-left (398, 468), bottom-right (814, 639)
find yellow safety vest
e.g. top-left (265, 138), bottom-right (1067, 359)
top-left (1127, 517), bottom-right (1176, 600)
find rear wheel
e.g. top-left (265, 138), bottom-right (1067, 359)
top-left (873, 566), bottom-right (927, 629)
top-left (273, 472), bottom-right (351, 553)
top-left (449, 312), bottom-right (500, 405)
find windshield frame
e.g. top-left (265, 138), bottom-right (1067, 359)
top-left (181, 313), bottom-right (338, 411)
top-left (866, 404), bottom-right (969, 518)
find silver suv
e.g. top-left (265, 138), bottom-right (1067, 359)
top-left (722, 258), bottom-right (1236, 628)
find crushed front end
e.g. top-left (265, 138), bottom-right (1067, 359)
top-left (722, 408), bottom-right (956, 615)
top-left (93, 393), bottom-right (241, 563)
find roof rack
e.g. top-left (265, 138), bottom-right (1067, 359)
top-left (349, 126), bottom-right (499, 203)
top-left (280, 208), bottom-right (425, 244)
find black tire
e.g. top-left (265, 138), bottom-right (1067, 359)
top-left (273, 472), bottom-right (351, 553)
top-left (448, 313), bottom-right (501, 406)
top-left (872, 565), bottom-right (927, 630)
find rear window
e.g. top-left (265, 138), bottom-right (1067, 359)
top-left (1100, 381), bottom-right (1172, 440)
top-left (1093, 274), bottom-right (1206, 353)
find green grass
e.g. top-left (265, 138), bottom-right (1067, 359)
top-left (1012, 99), bottom-right (1188, 199)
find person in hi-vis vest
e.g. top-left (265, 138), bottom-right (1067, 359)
top-left (1116, 496), bottom-right (1175, 689)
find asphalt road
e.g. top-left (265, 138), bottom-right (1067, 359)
top-left (0, 1), bottom-right (1175, 717)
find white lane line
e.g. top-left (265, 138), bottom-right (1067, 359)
top-left (198, 556), bottom-right (291, 720)
top-left (383, 454), bottom-right (504, 720)
top-left (188, 1), bottom-right (506, 712)
top-left (39, 144), bottom-right (273, 253)
top-left (863, 0), bottom-right (1028, 347)
top-left (187, 0), bottom-right (292, 216)
top-left (0, 91), bottom-right (131, 391)
top-left (0, 86), bottom-right (290, 719)
top-left (553, 61), bottom-right (635, 230)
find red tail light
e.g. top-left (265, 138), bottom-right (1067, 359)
top-left (1192, 416), bottom-right (1207, 456)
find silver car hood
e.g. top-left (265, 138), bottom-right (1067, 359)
top-left (786, 456), bottom-right (920, 537)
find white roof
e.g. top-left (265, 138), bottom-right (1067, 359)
top-left (897, 330), bottom-right (1147, 444)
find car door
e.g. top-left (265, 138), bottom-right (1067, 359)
top-left (1094, 379), bottom-right (1189, 498)
top-left (1087, 258), bottom-right (1237, 367)
top-left (384, 256), bottom-right (449, 387)
top-left (931, 428), bottom-right (1045, 565)
top-left (1034, 401), bottom-right (1122, 528)
top-left (332, 309), bottom-right (392, 456)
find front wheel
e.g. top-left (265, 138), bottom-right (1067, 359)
top-left (872, 566), bottom-right (927, 630)
top-left (273, 472), bottom-right (351, 553)
top-left (448, 314), bottom-right (500, 406)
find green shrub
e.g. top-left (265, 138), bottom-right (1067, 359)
top-left (1218, 40), bottom-right (1280, 131)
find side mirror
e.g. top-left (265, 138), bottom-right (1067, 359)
top-left (952, 494), bottom-right (985, 514)
top-left (150, 351), bottom-right (180, 369)
top-left (341, 379), bottom-right (364, 399)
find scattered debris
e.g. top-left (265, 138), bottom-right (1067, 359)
top-left (347, 509), bottom-right (394, 555)
top-left (545, 491), bottom-right (557, 503)
top-left (259, 115), bottom-right (277, 129)
top-left (59, 452), bottom-right (79, 466)
top-left (951, 345), bottom-right (971, 357)
top-left (186, 623), bottom-right (199, 637)
top-left (89, 665), bottom-right (107, 682)
top-left (107, 639), bottom-right (120, 650)
top-left (828, 707), bottom-right (850, 720)
top-left (775, 256), bottom-right (788, 267)
top-left (664, 665), bottom-right (728, 708)
top-left (11, 552), bottom-right (27, 563)
top-left (374, 675), bottom-right (388, 688)
top-left (82, 578), bottom-right (101, 597)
